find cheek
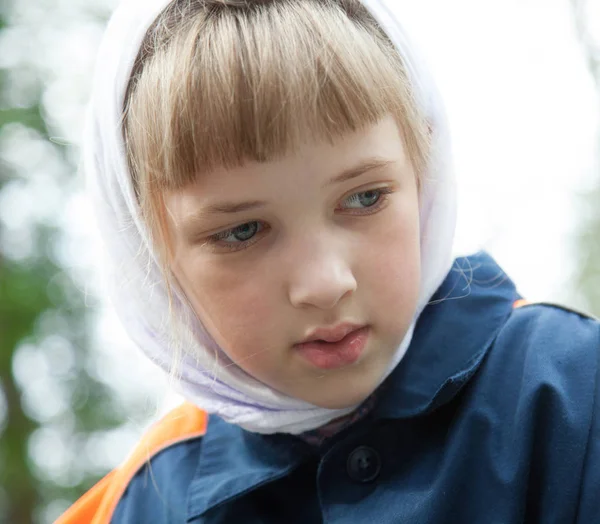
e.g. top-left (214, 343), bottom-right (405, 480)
top-left (180, 258), bottom-right (280, 355)
top-left (358, 201), bottom-right (421, 322)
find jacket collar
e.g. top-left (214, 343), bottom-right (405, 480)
top-left (187, 419), bottom-right (312, 518)
top-left (375, 251), bottom-right (519, 420)
top-left (187, 251), bottom-right (519, 520)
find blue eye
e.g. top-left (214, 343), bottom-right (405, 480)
top-left (345, 190), bottom-right (380, 208)
top-left (212, 221), bottom-right (262, 244)
top-left (231, 222), bottom-right (258, 241)
top-left (341, 189), bottom-right (388, 210)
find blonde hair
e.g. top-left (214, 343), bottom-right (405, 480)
top-left (123, 0), bottom-right (430, 265)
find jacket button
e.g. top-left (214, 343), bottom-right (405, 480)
top-left (346, 446), bottom-right (381, 483)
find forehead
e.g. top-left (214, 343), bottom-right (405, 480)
top-left (183, 116), bottom-right (407, 194)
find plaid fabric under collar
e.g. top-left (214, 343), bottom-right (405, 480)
top-left (298, 393), bottom-right (379, 447)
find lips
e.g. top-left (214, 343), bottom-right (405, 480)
top-left (298, 323), bottom-right (365, 344)
top-left (294, 324), bottom-right (370, 369)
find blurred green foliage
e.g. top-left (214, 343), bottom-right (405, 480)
top-left (571, 0), bottom-right (600, 318)
top-left (577, 187), bottom-right (600, 316)
top-left (0, 6), bottom-right (127, 524)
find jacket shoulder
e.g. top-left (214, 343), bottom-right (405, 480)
top-left (495, 301), bottom-right (600, 386)
top-left (480, 301), bottom-right (600, 458)
top-left (473, 300), bottom-right (600, 445)
top-left (55, 402), bottom-right (207, 524)
top-left (513, 300), bottom-right (598, 322)
top-left (506, 301), bottom-right (600, 363)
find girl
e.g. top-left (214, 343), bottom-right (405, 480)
top-left (59, 0), bottom-right (600, 522)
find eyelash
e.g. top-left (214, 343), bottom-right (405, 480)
top-left (205, 186), bottom-right (393, 253)
top-left (336, 186), bottom-right (393, 215)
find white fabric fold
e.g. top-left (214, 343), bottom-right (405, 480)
top-left (85, 0), bottom-right (456, 434)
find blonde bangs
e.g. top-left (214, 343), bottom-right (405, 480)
top-left (123, 0), bottom-right (429, 201)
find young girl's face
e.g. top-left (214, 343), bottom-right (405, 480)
top-left (165, 115), bottom-right (421, 409)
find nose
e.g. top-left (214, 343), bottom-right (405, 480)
top-left (287, 237), bottom-right (357, 310)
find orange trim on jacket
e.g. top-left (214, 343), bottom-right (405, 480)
top-left (513, 299), bottom-right (530, 309)
top-left (55, 402), bottom-right (208, 524)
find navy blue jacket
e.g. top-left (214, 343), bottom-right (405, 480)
top-left (112, 252), bottom-right (600, 523)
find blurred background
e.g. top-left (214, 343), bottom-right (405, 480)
top-left (0, 0), bottom-right (598, 522)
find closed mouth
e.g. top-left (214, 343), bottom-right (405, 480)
top-left (297, 323), bottom-right (366, 345)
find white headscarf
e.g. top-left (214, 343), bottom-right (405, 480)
top-left (85, 0), bottom-right (456, 434)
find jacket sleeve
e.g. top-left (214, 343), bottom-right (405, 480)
top-left (508, 302), bottom-right (600, 521)
top-left (575, 316), bottom-right (600, 522)
top-left (55, 403), bottom-right (208, 524)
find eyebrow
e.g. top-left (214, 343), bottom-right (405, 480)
top-left (187, 157), bottom-right (395, 222)
top-left (201, 200), bottom-right (267, 215)
top-left (325, 158), bottom-right (395, 186)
